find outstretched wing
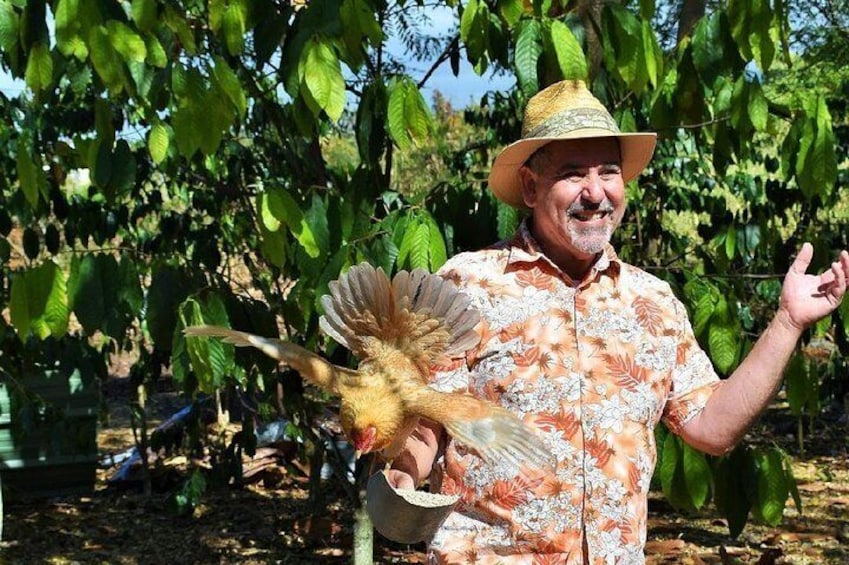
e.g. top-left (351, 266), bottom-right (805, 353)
top-left (183, 325), bottom-right (354, 393)
top-left (319, 262), bottom-right (480, 368)
top-left (406, 387), bottom-right (553, 473)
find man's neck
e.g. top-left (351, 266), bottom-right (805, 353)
top-left (525, 221), bottom-right (598, 283)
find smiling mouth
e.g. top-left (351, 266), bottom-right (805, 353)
top-left (568, 210), bottom-right (611, 221)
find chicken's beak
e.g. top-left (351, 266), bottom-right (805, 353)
top-left (354, 449), bottom-right (363, 460)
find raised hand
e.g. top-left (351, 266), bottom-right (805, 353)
top-left (778, 243), bottom-right (849, 331)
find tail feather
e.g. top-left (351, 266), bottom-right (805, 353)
top-left (183, 324), bottom-right (341, 392)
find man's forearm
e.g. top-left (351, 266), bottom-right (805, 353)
top-left (681, 309), bottom-right (804, 455)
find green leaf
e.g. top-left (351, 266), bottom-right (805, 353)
top-left (222, 0), bottom-right (247, 55)
top-left (754, 448), bottom-right (788, 526)
top-left (796, 96), bottom-right (837, 201)
top-left (395, 212), bottom-right (419, 270)
top-left (682, 443), bottom-right (711, 509)
top-left (299, 37), bottom-right (346, 121)
top-left (409, 218), bottom-right (431, 270)
top-left (403, 82), bottom-right (434, 142)
top-left (747, 82), bottom-right (768, 132)
top-left (266, 187), bottom-right (321, 258)
top-left (212, 56), bottom-right (247, 118)
top-left (69, 254), bottom-right (105, 334)
top-left (131, 0), bottom-right (157, 31)
top-left (683, 278), bottom-right (716, 337)
top-left (148, 122), bottom-right (170, 165)
top-left (10, 261), bottom-right (70, 340)
top-left (89, 24), bottom-right (125, 94)
top-left (340, 0), bottom-right (382, 59)
top-left (714, 447), bottom-right (753, 537)
top-left (725, 225), bottom-right (736, 260)
top-left (514, 19), bottom-right (541, 96)
top-left (145, 34), bottom-right (167, 67)
top-left (386, 81), bottom-right (409, 148)
top-left (641, 21), bottom-right (660, 88)
top-left (179, 295), bottom-right (236, 394)
top-left (496, 199), bottom-right (519, 240)
top-left (25, 41), bottom-right (52, 92)
top-left (107, 20), bottom-right (146, 63)
top-left (707, 297), bottom-right (740, 374)
top-left (16, 143), bottom-right (40, 208)
top-left (659, 431), bottom-right (680, 502)
top-left (784, 354), bottom-right (808, 416)
top-left (549, 20), bottom-right (587, 81)
top-left (0, 2), bottom-right (20, 53)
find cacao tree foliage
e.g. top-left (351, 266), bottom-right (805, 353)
top-left (0, 0), bottom-right (847, 536)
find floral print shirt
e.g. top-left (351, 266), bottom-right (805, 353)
top-left (426, 221), bottom-right (720, 565)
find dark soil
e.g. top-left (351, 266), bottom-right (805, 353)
top-left (1, 372), bottom-right (847, 565)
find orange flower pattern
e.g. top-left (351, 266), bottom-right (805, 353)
top-left (426, 222), bottom-right (720, 564)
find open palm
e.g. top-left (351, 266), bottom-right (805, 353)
top-left (779, 243), bottom-right (849, 330)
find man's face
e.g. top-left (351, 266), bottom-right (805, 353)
top-left (520, 137), bottom-right (625, 270)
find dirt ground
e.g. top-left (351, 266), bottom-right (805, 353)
top-left (1, 372), bottom-right (848, 565)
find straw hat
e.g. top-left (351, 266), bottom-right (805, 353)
top-left (488, 80), bottom-right (657, 208)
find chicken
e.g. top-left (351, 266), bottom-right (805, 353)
top-left (184, 262), bottom-right (551, 472)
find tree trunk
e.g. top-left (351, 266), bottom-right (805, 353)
top-left (577, 0), bottom-right (605, 80)
top-left (677, 0), bottom-right (706, 43)
top-left (352, 503), bottom-right (374, 565)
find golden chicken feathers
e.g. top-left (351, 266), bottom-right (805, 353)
top-left (184, 263), bottom-right (551, 472)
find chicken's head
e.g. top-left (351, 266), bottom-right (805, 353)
top-left (349, 425), bottom-right (378, 458)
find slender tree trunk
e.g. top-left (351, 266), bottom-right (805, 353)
top-left (352, 468), bottom-right (374, 565)
top-left (577, 0), bottom-right (605, 80)
top-left (677, 0), bottom-right (706, 43)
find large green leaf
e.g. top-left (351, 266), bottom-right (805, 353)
top-left (212, 56), bottom-right (247, 118)
top-left (386, 78), bottom-right (432, 150)
top-left (107, 20), bottom-right (146, 63)
top-left (178, 295), bottom-right (239, 394)
top-left (16, 143), bottom-right (40, 208)
top-left (265, 187), bottom-right (321, 258)
top-left (714, 447), bottom-right (753, 537)
top-left (88, 24), bottom-right (125, 94)
top-left (682, 443), bottom-right (711, 509)
top-left (131, 0), bottom-right (157, 31)
top-left (549, 20), bottom-right (587, 81)
top-left (299, 36), bottom-right (346, 122)
top-left (783, 354), bottom-right (809, 416)
top-left (24, 41), bottom-right (52, 92)
top-left (221, 0), bottom-right (247, 55)
top-left (0, 2), bottom-right (20, 53)
top-left (514, 19), bottom-right (541, 96)
top-left (69, 254), bottom-right (106, 334)
top-left (795, 96), bottom-right (837, 201)
top-left (10, 261), bottom-right (70, 340)
top-left (707, 297), bottom-right (740, 374)
top-left (754, 448), bottom-right (788, 526)
top-left (148, 121), bottom-right (170, 164)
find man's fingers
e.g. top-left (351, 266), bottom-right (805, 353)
top-left (790, 242), bottom-right (814, 275)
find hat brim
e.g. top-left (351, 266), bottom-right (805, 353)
top-left (488, 130), bottom-right (658, 208)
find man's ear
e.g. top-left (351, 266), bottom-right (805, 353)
top-left (519, 166), bottom-right (537, 208)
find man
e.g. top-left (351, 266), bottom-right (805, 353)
top-left (382, 80), bottom-right (849, 564)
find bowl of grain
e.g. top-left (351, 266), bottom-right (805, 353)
top-left (366, 470), bottom-right (460, 544)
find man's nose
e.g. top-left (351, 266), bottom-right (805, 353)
top-left (581, 172), bottom-right (605, 203)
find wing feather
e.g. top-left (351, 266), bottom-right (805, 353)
top-left (407, 388), bottom-right (553, 473)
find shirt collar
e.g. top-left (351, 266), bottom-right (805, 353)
top-left (505, 218), bottom-right (622, 284)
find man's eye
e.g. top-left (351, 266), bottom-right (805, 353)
top-left (600, 167), bottom-right (622, 179)
top-left (561, 172), bottom-right (584, 182)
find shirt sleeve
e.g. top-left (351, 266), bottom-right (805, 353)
top-left (661, 295), bottom-right (722, 434)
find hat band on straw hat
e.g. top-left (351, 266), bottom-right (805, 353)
top-left (524, 107), bottom-right (620, 139)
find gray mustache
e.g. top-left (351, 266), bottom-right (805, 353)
top-left (567, 200), bottom-right (615, 215)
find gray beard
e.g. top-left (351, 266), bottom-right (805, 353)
top-left (567, 222), bottom-right (613, 255)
